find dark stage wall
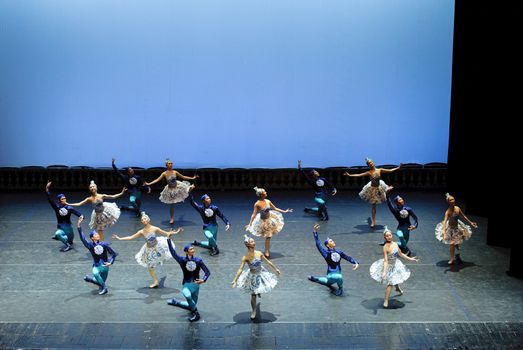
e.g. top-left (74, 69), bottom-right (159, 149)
top-left (448, 1), bottom-right (520, 274)
top-left (0, 163), bottom-right (446, 192)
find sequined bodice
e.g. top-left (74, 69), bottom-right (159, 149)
top-left (448, 213), bottom-right (459, 227)
top-left (247, 259), bottom-right (262, 273)
top-left (145, 233), bottom-right (158, 247)
top-left (167, 175), bottom-right (177, 187)
top-left (370, 173), bottom-right (381, 187)
top-left (93, 199), bottom-right (104, 213)
top-left (259, 207), bottom-right (271, 220)
top-left (387, 250), bottom-right (399, 263)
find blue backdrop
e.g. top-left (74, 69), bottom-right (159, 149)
top-left (0, 0), bottom-right (454, 168)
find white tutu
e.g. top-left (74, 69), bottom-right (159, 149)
top-left (159, 181), bottom-right (191, 204)
top-left (135, 236), bottom-right (172, 268)
top-left (359, 180), bottom-right (389, 204)
top-left (247, 211), bottom-right (284, 238)
top-left (370, 252), bottom-right (411, 285)
top-left (435, 220), bottom-right (472, 245)
top-left (89, 202), bottom-right (120, 230)
top-left (236, 259), bottom-right (278, 294)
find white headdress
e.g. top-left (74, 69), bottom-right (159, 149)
top-left (140, 212), bottom-right (150, 222)
top-left (253, 186), bottom-right (265, 196)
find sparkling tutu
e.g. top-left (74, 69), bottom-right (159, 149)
top-left (370, 251), bottom-right (411, 285)
top-left (236, 258), bottom-right (278, 294)
top-left (159, 181), bottom-right (191, 204)
top-left (89, 202), bottom-right (120, 230)
top-left (435, 220), bottom-right (472, 245)
top-left (135, 235), bottom-right (172, 268)
top-left (247, 211), bottom-right (284, 238)
top-left (359, 180), bottom-right (389, 204)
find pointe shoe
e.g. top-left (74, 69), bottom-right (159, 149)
top-left (167, 298), bottom-right (181, 307)
top-left (189, 310), bottom-right (200, 322)
top-left (60, 243), bottom-right (73, 252)
top-left (84, 275), bottom-right (98, 285)
top-left (308, 276), bottom-right (319, 283)
top-left (209, 246), bottom-right (220, 256)
top-left (250, 310), bottom-right (257, 320)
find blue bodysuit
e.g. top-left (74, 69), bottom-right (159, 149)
top-left (386, 193), bottom-right (418, 255)
top-left (309, 230), bottom-right (358, 296)
top-left (112, 162), bottom-right (149, 214)
top-left (78, 227), bottom-right (118, 291)
top-left (167, 239), bottom-right (210, 312)
top-left (301, 169), bottom-right (336, 220)
top-left (190, 194), bottom-right (230, 251)
top-left (47, 190), bottom-right (82, 247)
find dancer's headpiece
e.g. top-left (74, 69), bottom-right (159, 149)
top-left (253, 186), bottom-right (264, 196)
top-left (140, 212), bottom-right (150, 222)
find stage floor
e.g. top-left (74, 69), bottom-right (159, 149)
top-left (0, 190), bottom-right (521, 349)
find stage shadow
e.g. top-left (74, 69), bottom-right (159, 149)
top-left (160, 216), bottom-right (197, 227)
top-left (266, 252), bottom-right (285, 260)
top-left (436, 259), bottom-right (477, 273)
top-left (135, 276), bottom-right (179, 305)
top-left (63, 286), bottom-right (120, 303)
top-left (301, 213), bottom-right (322, 220)
top-left (232, 304), bottom-right (277, 324)
top-left (361, 297), bottom-right (406, 314)
top-left (307, 282), bottom-right (345, 297)
top-left (352, 224), bottom-right (384, 234)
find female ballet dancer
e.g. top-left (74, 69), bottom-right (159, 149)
top-left (370, 228), bottom-right (418, 308)
top-left (67, 180), bottom-right (126, 241)
top-left (76, 217), bottom-right (118, 295)
top-left (231, 235), bottom-right (281, 321)
top-left (245, 187), bottom-right (292, 258)
top-left (46, 181), bottom-right (83, 252)
top-left (343, 158), bottom-right (401, 228)
top-left (308, 224), bottom-right (359, 296)
top-left (298, 160), bottom-right (337, 221)
top-left (435, 193), bottom-right (478, 264)
top-left (145, 158), bottom-right (198, 225)
top-left (112, 212), bottom-right (183, 288)
top-left (188, 185), bottom-right (230, 256)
